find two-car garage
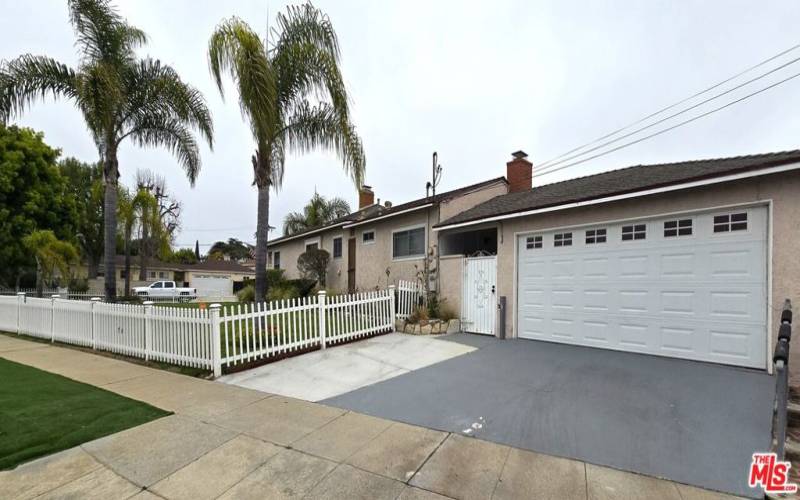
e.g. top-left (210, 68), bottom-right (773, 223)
top-left (515, 205), bottom-right (768, 369)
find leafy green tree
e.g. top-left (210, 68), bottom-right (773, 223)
top-left (117, 186), bottom-right (154, 296)
top-left (0, 0), bottom-right (214, 300)
top-left (23, 230), bottom-right (79, 297)
top-left (208, 4), bottom-right (365, 301)
top-left (59, 157), bottom-right (104, 278)
top-left (167, 248), bottom-right (199, 265)
top-left (283, 192), bottom-right (350, 235)
top-left (208, 238), bottom-right (252, 261)
top-left (297, 248), bottom-right (330, 286)
top-left (0, 125), bottom-right (76, 288)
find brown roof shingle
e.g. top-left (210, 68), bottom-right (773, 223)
top-left (435, 149), bottom-right (800, 228)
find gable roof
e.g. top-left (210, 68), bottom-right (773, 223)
top-left (435, 150), bottom-right (800, 229)
top-left (108, 256), bottom-right (255, 274)
top-left (268, 176), bottom-right (507, 245)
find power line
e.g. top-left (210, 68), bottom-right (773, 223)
top-left (536, 43), bottom-right (800, 170)
top-left (529, 69), bottom-right (800, 180)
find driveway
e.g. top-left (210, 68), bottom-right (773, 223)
top-left (324, 334), bottom-right (775, 498)
top-left (220, 332), bottom-right (475, 401)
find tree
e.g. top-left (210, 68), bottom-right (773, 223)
top-left (208, 238), bottom-right (252, 261)
top-left (22, 230), bottom-right (79, 297)
top-left (283, 191), bottom-right (350, 235)
top-left (135, 169), bottom-right (180, 280)
top-left (59, 157), bottom-right (104, 278)
top-left (0, 125), bottom-right (77, 288)
top-left (0, 0), bottom-right (214, 300)
top-left (208, 4), bottom-right (365, 302)
top-left (194, 240), bottom-right (200, 260)
top-left (167, 248), bottom-right (199, 265)
top-left (297, 248), bottom-right (329, 286)
top-left (117, 186), bottom-right (154, 296)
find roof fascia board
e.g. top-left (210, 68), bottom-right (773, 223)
top-left (343, 203), bottom-right (433, 229)
top-left (268, 221), bottom-right (348, 246)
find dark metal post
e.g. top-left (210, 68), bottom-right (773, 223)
top-left (774, 299), bottom-right (792, 460)
top-left (497, 296), bottom-right (506, 339)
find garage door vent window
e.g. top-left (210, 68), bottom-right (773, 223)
top-left (622, 224), bottom-right (646, 241)
top-left (554, 232), bottom-right (572, 247)
top-left (714, 213), bottom-right (748, 233)
top-left (664, 219), bottom-right (692, 237)
top-left (585, 229), bottom-right (607, 244)
top-left (526, 235), bottom-right (542, 249)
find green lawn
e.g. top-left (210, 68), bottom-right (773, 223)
top-left (0, 358), bottom-right (170, 470)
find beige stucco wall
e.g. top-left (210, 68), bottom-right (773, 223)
top-left (267, 228), bottom-right (348, 291)
top-left (439, 181), bottom-right (507, 221)
top-left (486, 170), bottom-right (800, 377)
top-left (438, 255), bottom-right (464, 317)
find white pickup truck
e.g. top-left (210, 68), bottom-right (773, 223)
top-left (133, 281), bottom-right (197, 301)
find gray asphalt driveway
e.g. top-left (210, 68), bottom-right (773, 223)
top-left (323, 334), bottom-right (775, 498)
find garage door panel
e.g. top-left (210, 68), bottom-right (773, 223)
top-left (516, 207), bottom-right (767, 369)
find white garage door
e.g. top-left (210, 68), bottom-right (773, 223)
top-left (516, 206), bottom-right (768, 369)
top-left (192, 275), bottom-right (233, 298)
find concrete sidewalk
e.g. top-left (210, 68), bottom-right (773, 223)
top-left (0, 334), bottom-right (741, 500)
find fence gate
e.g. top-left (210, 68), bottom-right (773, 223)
top-left (462, 256), bottom-right (497, 335)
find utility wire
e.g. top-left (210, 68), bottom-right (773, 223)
top-left (536, 43), bottom-right (800, 170)
top-left (536, 54), bottom-right (800, 176)
top-left (528, 69), bottom-right (800, 180)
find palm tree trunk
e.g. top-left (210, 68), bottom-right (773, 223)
top-left (124, 228), bottom-right (131, 296)
top-left (139, 216), bottom-right (149, 281)
top-left (254, 184), bottom-right (270, 302)
top-left (35, 258), bottom-right (43, 298)
top-left (103, 174), bottom-right (118, 301)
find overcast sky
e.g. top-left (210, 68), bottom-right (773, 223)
top-left (3, 1), bottom-right (800, 250)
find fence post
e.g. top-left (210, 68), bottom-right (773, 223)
top-left (16, 292), bottom-right (25, 335)
top-left (50, 294), bottom-right (60, 342)
top-left (90, 297), bottom-right (101, 349)
top-left (143, 301), bottom-right (154, 361)
top-left (388, 285), bottom-right (396, 327)
top-left (209, 303), bottom-right (222, 378)
top-left (318, 290), bottom-right (327, 349)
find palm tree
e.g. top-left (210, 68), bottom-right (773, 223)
top-left (22, 230), bottom-right (79, 297)
top-left (0, 0), bottom-right (213, 300)
top-left (208, 4), bottom-right (365, 302)
top-left (283, 191), bottom-right (350, 235)
top-left (117, 186), bottom-right (155, 296)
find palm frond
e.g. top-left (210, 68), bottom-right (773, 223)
top-left (272, 4), bottom-right (340, 60)
top-left (0, 55), bottom-right (78, 123)
top-left (125, 114), bottom-right (201, 185)
top-left (283, 211), bottom-right (309, 235)
top-left (208, 17), bottom-right (277, 143)
top-left (281, 101), bottom-right (365, 187)
top-left (67, 0), bottom-right (145, 66)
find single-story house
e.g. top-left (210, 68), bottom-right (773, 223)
top-left (83, 257), bottom-right (255, 298)
top-left (266, 176), bottom-right (509, 300)
top-left (434, 149), bottom-right (800, 378)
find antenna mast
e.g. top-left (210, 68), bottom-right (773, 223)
top-left (426, 152), bottom-right (442, 197)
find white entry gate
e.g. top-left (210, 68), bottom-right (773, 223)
top-left (462, 256), bottom-right (497, 335)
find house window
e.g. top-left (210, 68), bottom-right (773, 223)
top-left (526, 235), bottom-right (542, 249)
top-left (713, 213), bottom-right (748, 233)
top-left (333, 237), bottom-right (343, 258)
top-left (149, 271), bottom-right (156, 278)
top-left (621, 224), bottom-right (646, 241)
top-left (554, 232), bottom-right (572, 247)
top-left (585, 228), bottom-right (607, 244)
top-left (159, 271), bottom-right (166, 278)
top-left (393, 227), bottom-right (425, 259)
top-left (268, 251), bottom-right (272, 266)
top-left (273, 251), bottom-right (281, 269)
top-left (362, 230), bottom-right (376, 244)
top-left (120, 270), bottom-right (127, 279)
top-left (664, 219), bottom-right (692, 237)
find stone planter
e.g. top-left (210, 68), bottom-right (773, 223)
top-left (397, 318), bottom-right (461, 335)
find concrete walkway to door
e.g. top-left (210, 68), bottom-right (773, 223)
top-left (0, 333), bottom-right (744, 500)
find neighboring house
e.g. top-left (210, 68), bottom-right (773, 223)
top-left (434, 149), bottom-right (800, 377)
top-left (84, 257), bottom-right (255, 298)
top-left (266, 177), bottom-right (509, 297)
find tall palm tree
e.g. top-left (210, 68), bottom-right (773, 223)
top-left (208, 4), bottom-right (365, 302)
top-left (0, 0), bottom-right (213, 300)
top-left (117, 186), bottom-right (156, 296)
top-left (283, 191), bottom-right (350, 235)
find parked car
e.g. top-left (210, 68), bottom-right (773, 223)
top-left (133, 281), bottom-right (197, 301)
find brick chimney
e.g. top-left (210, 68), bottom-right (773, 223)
top-left (507, 150), bottom-right (532, 193)
top-left (358, 185), bottom-right (375, 209)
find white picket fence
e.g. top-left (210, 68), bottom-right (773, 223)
top-left (219, 288), bottom-right (395, 370)
top-left (396, 279), bottom-right (425, 319)
top-left (0, 286), bottom-right (398, 377)
top-left (1, 294), bottom-right (217, 372)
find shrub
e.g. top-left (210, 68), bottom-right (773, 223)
top-left (297, 248), bottom-right (330, 286)
top-left (68, 277), bottom-right (89, 293)
top-left (268, 283), bottom-right (299, 301)
top-left (236, 284), bottom-right (255, 303)
top-left (438, 304), bottom-right (458, 322)
top-left (266, 269), bottom-right (285, 287)
top-left (409, 305), bottom-right (429, 323)
top-left (426, 293), bottom-right (441, 319)
top-left (288, 278), bottom-right (317, 297)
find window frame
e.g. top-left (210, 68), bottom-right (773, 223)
top-left (332, 236), bottom-right (343, 259)
top-left (663, 218), bottom-right (693, 238)
top-left (553, 232), bottom-right (573, 247)
top-left (362, 229), bottom-right (376, 245)
top-left (525, 235), bottom-right (543, 250)
top-left (585, 228), bottom-right (607, 245)
top-left (621, 224), bottom-right (647, 241)
top-left (713, 212), bottom-right (748, 233)
top-left (304, 237), bottom-right (321, 252)
top-left (273, 251), bottom-right (281, 269)
top-left (391, 224), bottom-right (427, 261)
